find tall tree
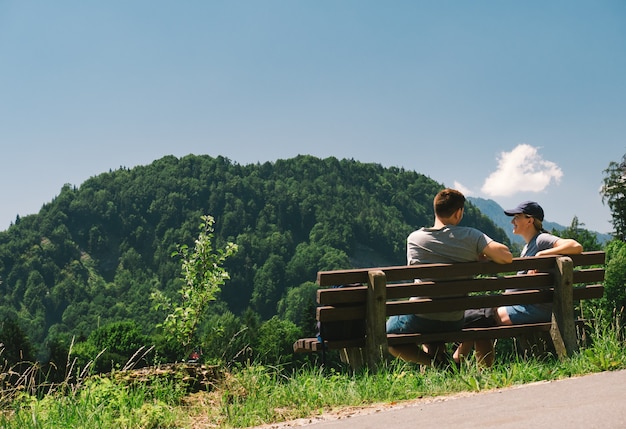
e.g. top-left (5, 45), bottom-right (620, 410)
top-left (601, 153), bottom-right (626, 240)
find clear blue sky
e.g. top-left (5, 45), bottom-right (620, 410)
top-left (1, 1), bottom-right (624, 234)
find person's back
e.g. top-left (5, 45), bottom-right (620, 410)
top-left (386, 189), bottom-right (512, 366)
top-left (408, 224), bottom-right (497, 264)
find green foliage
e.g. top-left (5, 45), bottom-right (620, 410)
top-left (0, 317), bottom-right (34, 365)
top-left (551, 216), bottom-right (602, 251)
top-left (2, 374), bottom-right (187, 428)
top-left (72, 320), bottom-right (151, 373)
top-left (89, 321), bottom-right (148, 356)
top-left (601, 239), bottom-right (626, 319)
top-left (277, 281), bottom-right (318, 332)
top-left (253, 316), bottom-right (303, 365)
top-left (152, 215), bottom-right (237, 354)
top-left (200, 310), bottom-right (255, 365)
top-left (601, 153), bottom-right (626, 240)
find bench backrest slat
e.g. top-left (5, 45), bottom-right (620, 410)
top-left (318, 273), bottom-right (557, 305)
top-left (317, 266), bottom-right (605, 305)
top-left (387, 290), bottom-right (555, 315)
top-left (573, 268), bottom-right (605, 283)
top-left (317, 251), bottom-right (606, 288)
top-left (316, 284), bottom-right (604, 323)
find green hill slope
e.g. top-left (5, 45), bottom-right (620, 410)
top-left (0, 154), bottom-right (510, 359)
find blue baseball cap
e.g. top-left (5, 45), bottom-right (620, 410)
top-left (504, 201), bottom-right (544, 221)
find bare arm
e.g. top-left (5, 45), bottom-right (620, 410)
top-left (482, 241), bottom-right (513, 264)
top-left (536, 238), bottom-right (583, 256)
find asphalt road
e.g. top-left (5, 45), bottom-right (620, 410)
top-left (268, 370), bottom-right (626, 429)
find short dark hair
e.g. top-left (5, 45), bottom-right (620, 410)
top-left (434, 188), bottom-right (465, 218)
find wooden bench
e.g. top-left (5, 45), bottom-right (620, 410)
top-left (293, 251), bottom-right (605, 371)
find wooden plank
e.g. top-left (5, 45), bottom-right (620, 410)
top-left (317, 251), bottom-right (606, 287)
top-left (317, 273), bottom-right (555, 305)
top-left (317, 270), bottom-right (371, 287)
top-left (573, 285), bottom-right (604, 300)
top-left (569, 251), bottom-right (605, 266)
top-left (573, 268), bottom-right (605, 284)
top-left (315, 270), bottom-right (599, 306)
top-left (316, 252), bottom-right (605, 288)
top-left (552, 256), bottom-right (576, 357)
top-left (317, 291), bottom-right (553, 322)
top-left (317, 285), bottom-right (367, 305)
top-left (316, 256), bottom-right (556, 286)
top-left (380, 257), bottom-right (557, 282)
top-left (317, 304), bottom-right (365, 322)
top-left (386, 323), bottom-right (553, 345)
top-left (364, 270), bottom-right (387, 371)
top-left (385, 273), bottom-right (554, 299)
top-left (293, 338), bottom-right (321, 352)
top-left (386, 290), bottom-right (554, 315)
top-left (294, 319), bottom-right (594, 353)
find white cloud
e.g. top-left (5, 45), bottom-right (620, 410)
top-left (453, 181), bottom-right (473, 196)
top-left (481, 144), bottom-right (563, 197)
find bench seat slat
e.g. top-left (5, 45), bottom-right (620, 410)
top-left (388, 323), bottom-right (553, 344)
top-left (294, 319), bottom-right (594, 353)
top-left (295, 322), bottom-right (587, 352)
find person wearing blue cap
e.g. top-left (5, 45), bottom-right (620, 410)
top-left (458, 201), bottom-right (583, 366)
top-left (496, 200), bottom-right (583, 325)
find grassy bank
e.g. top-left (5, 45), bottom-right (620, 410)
top-left (1, 316), bottom-right (625, 429)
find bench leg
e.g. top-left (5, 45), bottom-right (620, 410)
top-left (340, 348), bottom-right (364, 371)
top-left (549, 314), bottom-right (568, 359)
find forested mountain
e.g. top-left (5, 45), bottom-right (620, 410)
top-left (0, 155), bottom-right (510, 362)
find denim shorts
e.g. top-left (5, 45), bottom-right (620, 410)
top-left (386, 314), bottom-right (464, 334)
top-left (501, 303), bottom-right (552, 324)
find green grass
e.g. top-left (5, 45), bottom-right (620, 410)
top-left (2, 316), bottom-right (625, 429)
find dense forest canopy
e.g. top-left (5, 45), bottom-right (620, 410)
top-left (0, 155), bottom-right (509, 362)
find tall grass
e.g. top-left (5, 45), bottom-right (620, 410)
top-left (1, 377), bottom-right (186, 429)
top-left (205, 312), bottom-right (626, 428)
top-left (2, 314), bottom-right (625, 429)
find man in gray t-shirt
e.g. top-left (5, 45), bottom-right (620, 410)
top-left (405, 225), bottom-right (492, 323)
top-left (386, 189), bottom-right (512, 367)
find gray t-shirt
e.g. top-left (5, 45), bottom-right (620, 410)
top-left (507, 232), bottom-right (561, 299)
top-left (521, 232), bottom-right (560, 257)
top-left (406, 225), bottom-right (493, 321)
top-left (407, 225), bottom-right (492, 265)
